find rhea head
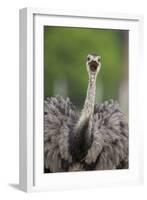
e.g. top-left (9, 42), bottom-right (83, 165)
top-left (86, 53), bottom-right (101, 76)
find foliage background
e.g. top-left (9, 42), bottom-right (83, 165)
top-left (44, 26), bottom-right (128, 113)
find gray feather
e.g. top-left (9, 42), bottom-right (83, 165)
top-left (44, 97), bottom-right (128, 172)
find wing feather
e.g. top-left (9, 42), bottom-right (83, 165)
top-left (85, 100), bottom-right (128, 169)
top-left (44, 96), bottom-right (78, 172)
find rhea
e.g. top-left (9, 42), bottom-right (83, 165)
top-left (44, 53), bottom-right (128, 172)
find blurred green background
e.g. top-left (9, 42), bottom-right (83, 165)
top-left (44, 26), bottom-right (128, 113)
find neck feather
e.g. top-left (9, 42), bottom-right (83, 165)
top-left (76, 74), bottom-right (96, 131)
top-left (71, 73), bottom-right (97, 161)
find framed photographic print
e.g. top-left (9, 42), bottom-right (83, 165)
top-left (19, 8), bottom-right (144, 192)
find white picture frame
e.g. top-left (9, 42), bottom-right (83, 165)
top-left (19, 7), bottom-right (144, 192)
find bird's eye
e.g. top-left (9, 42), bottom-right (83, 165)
top-left (87, 56), bottom-right (91, 61)
top-left (98, 58), bottom-right (101, 62)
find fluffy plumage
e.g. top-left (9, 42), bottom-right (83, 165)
top-left (44, 96), bottom-right (128, 172)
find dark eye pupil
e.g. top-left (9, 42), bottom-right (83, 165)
top-left (87, 57), bottom-right (90, 61)
top-left (98, 58), bottom-right (101, 62)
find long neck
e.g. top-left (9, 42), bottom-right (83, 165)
top-left (76, 73), bottom-right (97, 133)
top-left (71, 73), bottom-right (97, 162)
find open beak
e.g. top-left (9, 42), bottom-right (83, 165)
top-left (89, 61), bottom-right (99, 72)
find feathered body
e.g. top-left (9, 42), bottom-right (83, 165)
top-left (44, 96), bottom-right (128, 172)
top-left (44, 53), bottom-right (128, 173)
